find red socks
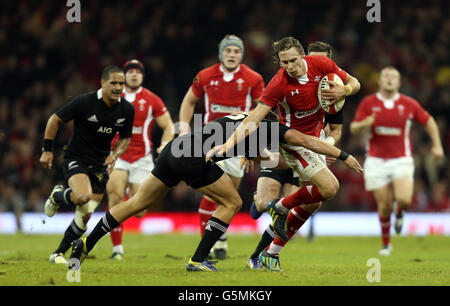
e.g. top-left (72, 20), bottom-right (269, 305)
top-left (110, 224), bottom-right (123, 247)
top-left (281, 185), bottom-right (325, 210)
top-left (379, 215), bottom-right (391, 246)
top-left (267, 206), bottom-right (314, 256)
top-left (199, 197), bottom-right (217, 236)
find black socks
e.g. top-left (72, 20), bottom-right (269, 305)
top-left (54, 220), bottom-right (86, 254)
top-left (86, 211), bottom-right (120, 252)
top-left (250, 225), bottom-right (276, 259)
top-left (191, 216), bottom-right (229, 262)
top-left (53, 188), bottom-right (75, 209)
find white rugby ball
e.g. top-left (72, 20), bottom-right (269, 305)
top-left (318, 73), bottom-right (345, 114)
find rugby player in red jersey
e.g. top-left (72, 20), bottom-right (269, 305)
top-left (350, 66), bottom-right (444, 256)
top-left (206, 36), bottom-right (361, 270)
top-left (179, 35), bottom-right (264, 259)
top-left (247, 42), bottom-right (346, 269)
top-left (107, 60), bottom-right (174, 260)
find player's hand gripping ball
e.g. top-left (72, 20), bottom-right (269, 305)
top-left (318, 73), bottom-right (345, 114)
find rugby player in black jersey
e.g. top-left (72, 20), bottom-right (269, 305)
top-left (39, 66), bottom-right (135, 264)
top-left (68, 113), bottom-right (362, 272)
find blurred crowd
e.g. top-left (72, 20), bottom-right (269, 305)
top-left (1, 0), bottom-right (449, 220)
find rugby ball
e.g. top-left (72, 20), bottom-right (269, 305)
top-left (318, 73), bottom-right (345, 114)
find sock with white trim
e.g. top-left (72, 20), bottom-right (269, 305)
top-left (85, 211), bottom-right (120, 252)
top-left (54, 219), bottom-right (86, 254)
top-left (191, 216), bottom-right (229, 262)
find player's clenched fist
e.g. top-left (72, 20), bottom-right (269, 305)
top-left (40, 151), bottom-right (54, 170)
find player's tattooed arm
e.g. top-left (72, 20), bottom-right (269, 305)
top-left (104, 137), bottom-right (130, 174)
top-left (111, 137), bottom-right (131, 160)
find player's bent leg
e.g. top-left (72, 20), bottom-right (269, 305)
top-left (68, 173), bottom-right (94, 206)
top-left (254, 177), bottom-right (282, 213)
top-left (106, 169), bottom-right (128, 209)
top-left (197, 174), bottom-right (242, 224)
top-left (68, 174), bottom-right (170, 270)
top-left (110, 174), bottom-right (169, 223)
top-left (186, 174), bottom-right (242, 271)
top-left (310, 168), bottom-right (339, 201)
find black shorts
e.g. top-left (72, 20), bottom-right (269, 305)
top-left (258, 168), bottom-right (299, 186)
top-left (151, 143), bottom-right (224, 189)
top-left (62, 158), bottom-right (109, 194)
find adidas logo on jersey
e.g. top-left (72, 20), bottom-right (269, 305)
top-left (87, 114), bottom-right (98, 122)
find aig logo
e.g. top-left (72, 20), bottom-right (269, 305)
top-left (97, 126), bottom-right (113, 134)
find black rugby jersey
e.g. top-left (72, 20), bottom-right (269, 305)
top-left (171, 113), bottom-right (290, 162)
top-left (55, 89), bottom-right (135, 165)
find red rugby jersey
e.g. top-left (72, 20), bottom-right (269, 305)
top-left (259, 55), bottom-right (348, 137)
top-left (352, 92), bottom-right (430, 158)
top-left (111, 87), bottom-right (167, 163)
top-left (191, 63), bottom-right (264, 123)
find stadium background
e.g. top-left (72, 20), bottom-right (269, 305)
top-left (0, 0), bottom-right (448, 224)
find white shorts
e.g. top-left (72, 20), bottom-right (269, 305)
top-left (363, 156), bottom-right (414, 191)
top-left (280, 144), bottom-right (327, 182)
top-left (114, 155), bottom-right (155, 185)
top-left (216, 156), bottom-right (245, 178)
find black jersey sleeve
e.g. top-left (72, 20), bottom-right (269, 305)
top-left (325, 112), bottom-right (344, 125)
top-left (118, 104), bottom-right (135, 138)
top-left (55, 95), bottom-right (87, 122)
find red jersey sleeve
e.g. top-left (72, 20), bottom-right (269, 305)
top-left (410, 98), bottom-right (431, 125)
top-left (352, 97), bottom-right (372, 122)
top-left (318, 56), bottom-right (348, 83)
top-left (152, 95), bottom-right (168, 117)
top-left (258, 71), bottom-right (284, 108)
top-left (190, 72), bottom-right (204, 98)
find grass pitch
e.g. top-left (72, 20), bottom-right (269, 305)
top-left (0, 233), bottom-right (449, 286)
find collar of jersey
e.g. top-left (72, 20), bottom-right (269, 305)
top-left (123, 86), bottom-right (142, 95)
top-left (219, 64), bottom-right (240, 82)
top-left (97, 88), bottom-right (122, 102)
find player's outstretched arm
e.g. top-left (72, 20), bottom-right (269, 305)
top-left (283, 128), bottom-right (362, 173)
top-left (39, 113), bottom-right (63, 170)
top-left (205, 103), bottom-right (271, 162)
